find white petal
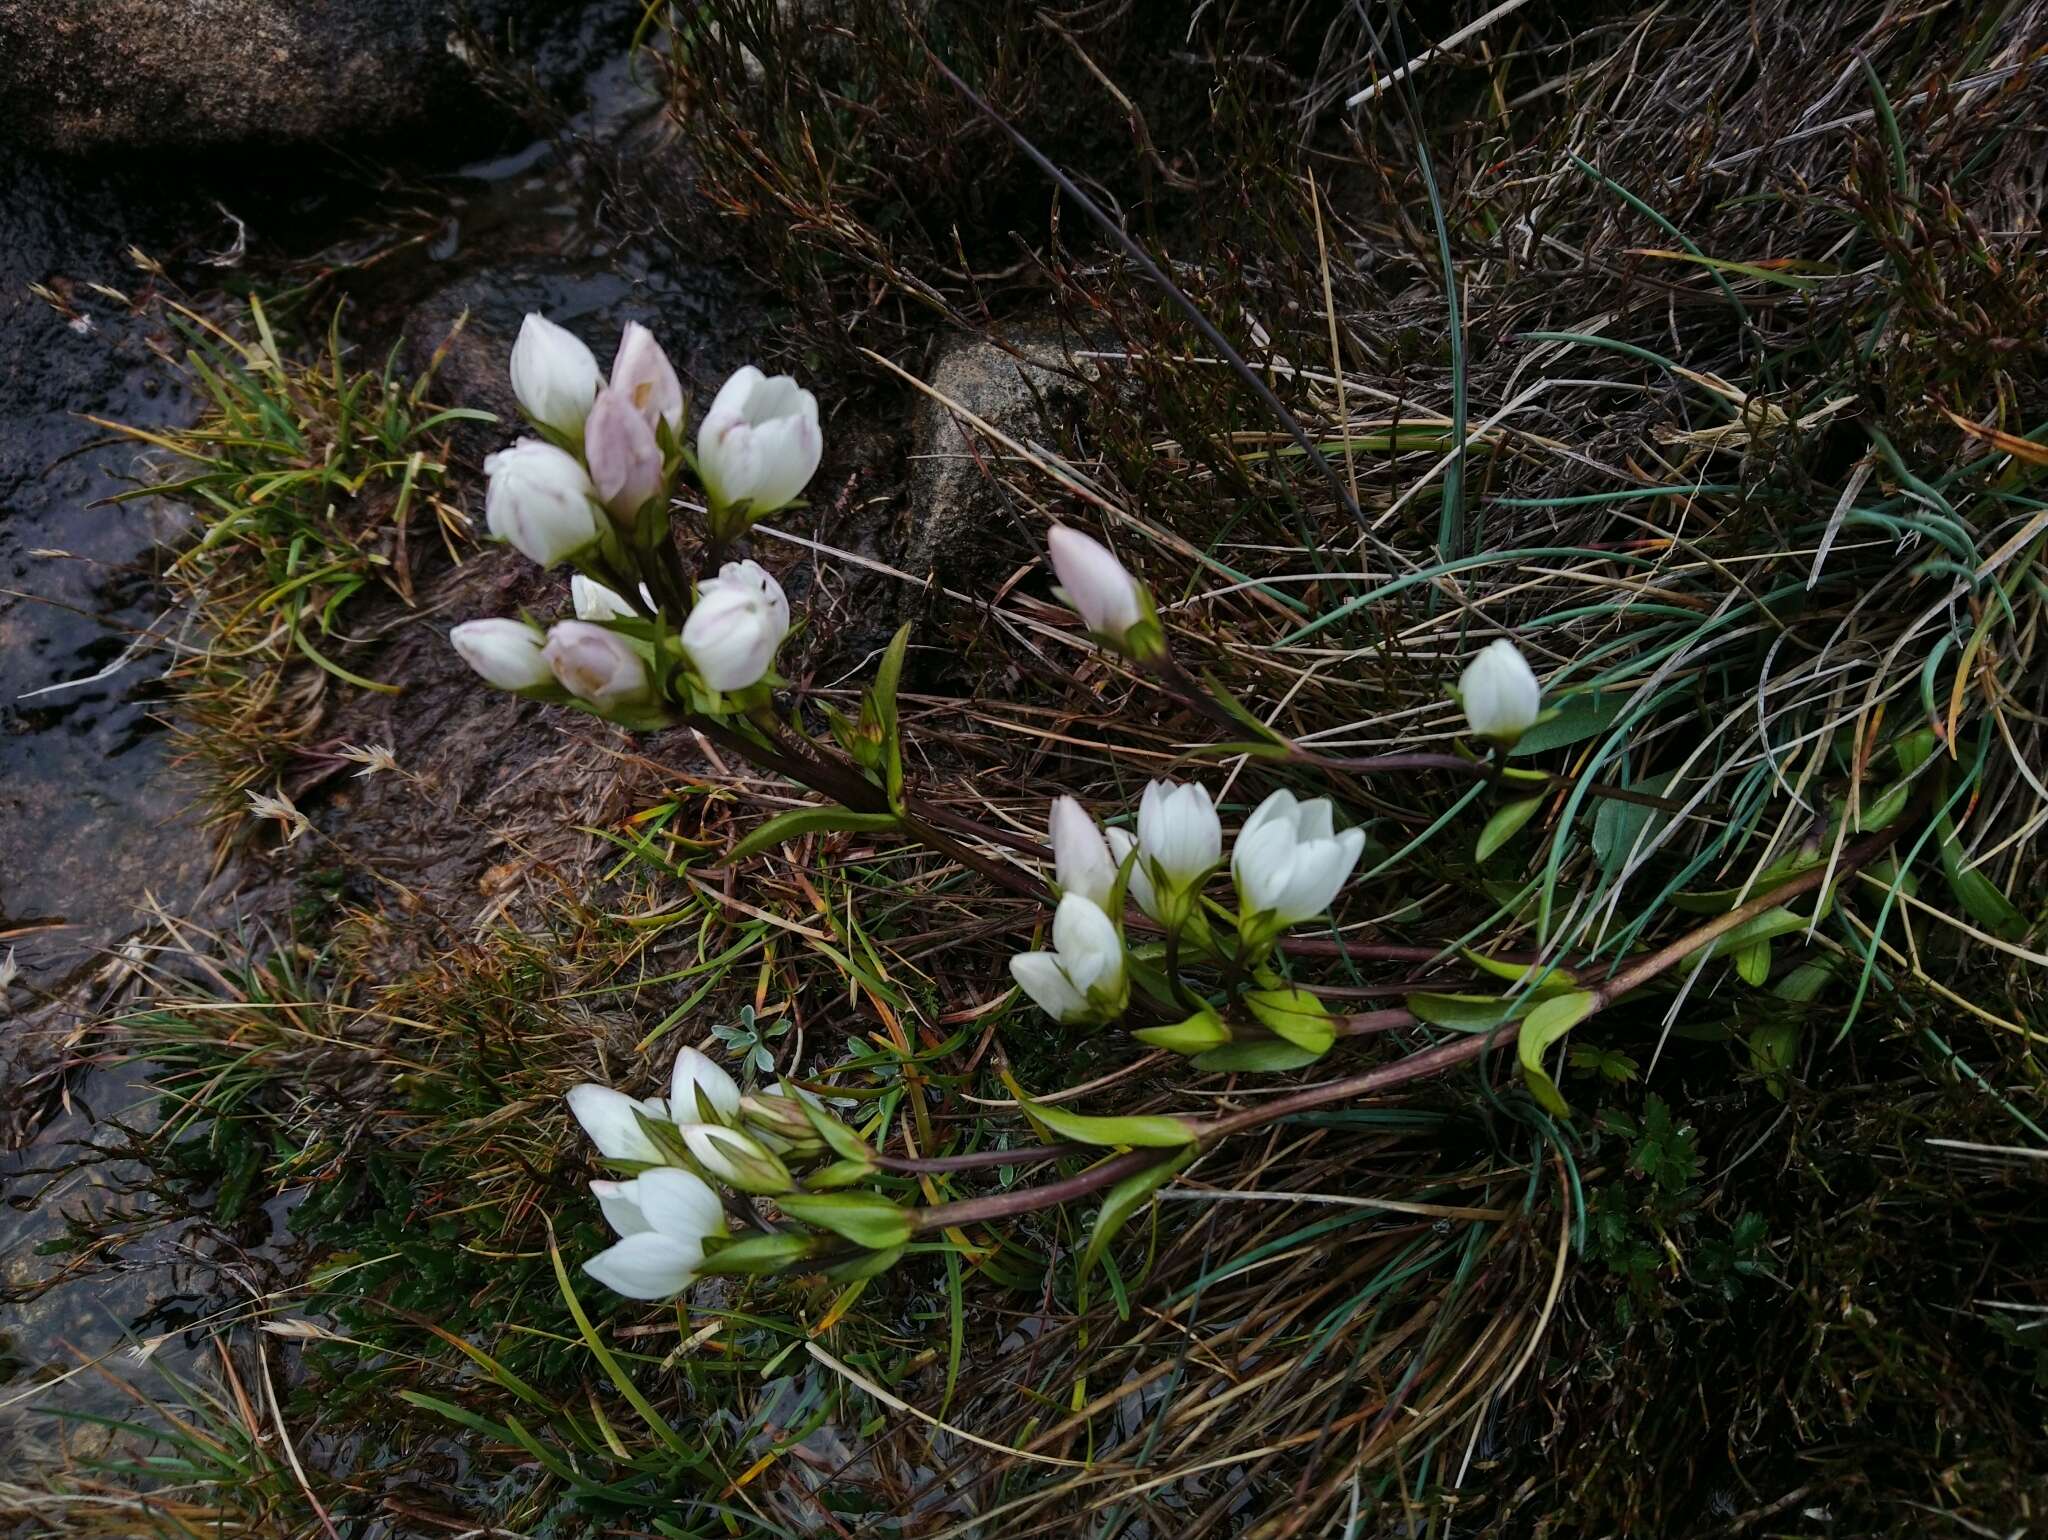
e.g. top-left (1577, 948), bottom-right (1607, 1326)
top-left (1052, 892), bottom-right (1121, 993)
top-left (566, 1085), bottom-right (669, 1164)
top-left (582, 1233), bottom-right (702, 1300)
top-left (670, 1047), bottom-right (743, 1122)
top-left (1009, 951), bottom-right (1088, 1021)
top-left (590, 1179), bottom-right (650, 1237)
top-left (1241, 788), bottom-right (1299, 844)
top-left (1050, 797), bottom-right (1117, 909)
top-left (631, 1167), bottom-right (726, 1242)
top-left (1232, 819), bottom-right (1297, 915)
top-left (1104, 827), bottom-right (1158, 920)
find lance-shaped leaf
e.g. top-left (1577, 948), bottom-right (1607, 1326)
top-left (778, 1192), bottom-right (914, 1251)
top-left (825, 1245), bottom-right (906, 1283)
top-left (1192, 1039), bottom-right (1326, 1072)
top-left (1475, 795), bottom-right (1544, 861)
top-left (1516, 989), bottom-right (1598, 1118)
top-left (1241, 987), bottom-right (1336, 1055)
top-left (729, 807), bottom-right (903, 863)
top-left (873, 621), bottom-right (910, 805)
top-left (1024, 1099), bottom-right (1199, 1149)
top-left (1080, 1147), bottom-right (1196, 1283)
top-left (1461, 948), bottom-right (1578, 989)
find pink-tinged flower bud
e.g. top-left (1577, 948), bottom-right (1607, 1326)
top-left (542, 621), bottom-right (652, 712)
top-left (509, 313), bottom-right (601, 438)
top-left (483, 439), bottom-right (602, 567)
top-left (680, 560), bottom-right (790, 692)
top-left (584, 386), bottom-right (665, 525)
top-left (610, 321), bottom-right (685, 435)
top-left (1047, 525), bottom-right (1143, 638)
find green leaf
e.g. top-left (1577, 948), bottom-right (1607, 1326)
top-left (1461, 948), bottom-right (1578, 989)
top-left (1936, 821), bottom-right (2028, 939)
top-left (1241, 987), bottom-right (1335, 1054)
top-left (1733, 937), bottom-right (1772, 986)
top-left (1080, 1148), bottom-right (1195, 1283)
top-left (1475, 796), bottom-right (1544, 861)
top-left (728, 806), bottom-right (903, 863)
top-left (1773, 958), bottom-right (1836, 1004)
top-left (1025, 1100), bottom-right (1199, 1149)
top-left (1191, 1039), bottom-right (1328, 1072)
top-left (1590, 772), bottom-right (1673, 878)
top-left (548, 1238), bottom-right (695, 1457)
top-left (1516, 990), bottom-right (1597, 1118)
top-left (875, 622), bottom-right (911, 805)
top-left (1132, 1007), bottom-right (1232, 1055)
top-left (824, 1246), bottom-right (905, 1283)
top-left (1509, 692), bottom-right (1624, 757)
top-left (797, 1096), bottom-right (874, 1164)
top-left (778, 1192), bottom-right (914, 1251)
top-left (1407, 992), bottom-right (1517, 1031)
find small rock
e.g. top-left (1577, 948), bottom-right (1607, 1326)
top-left (903, 329), bottom-right (1099, 594)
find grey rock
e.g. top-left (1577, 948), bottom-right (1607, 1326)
top-left (0, 0), bottom-right (635, 153)
top-left (903, 330), bottom-right (1099, 593)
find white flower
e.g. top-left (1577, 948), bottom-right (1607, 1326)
top-left (1104, 828), bottom-right (1159, 921)
top-left (1049, 796), bottom-right (1117, 911)
top-left (450, 618), bottom-right (551, 691)
top-left (683, 1123), bottom-right (793, 1193)
top-left (509, 313), bottom-right (601, 439)
top-left (670, 1047), bottom-right (742, 1124)
top-left (1459, 639), bottom-right (1542, 745)
top-left (567, 1083), bottom-right (671, 1165)
top-left (542, 621), bottom-right (653, 711)
top-left (1138, 779), bottom-right (1221, 887)
top-left (1231, 788), bottom-right (1367, 930)
top-left (695, 365), bottom-right (822, 516)
top-left (584, 385), bottom-right (665, 525)
top-left (1047, 524), bottom-right (1144, 639)
top-left (1008, 893), bottom-right (1128, 1024)
top-left (583, 1168), bottom-right (725, 1301)
top-left (681, 559), bottom-right (790, 692)
top-left (610, 321), bottom-right (684, 435)
top-left (570, 575), bottom-right (655, 622)
top-left (484, 439), bottom-right (602, 567)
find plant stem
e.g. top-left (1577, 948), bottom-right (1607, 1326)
top-left (902, 800), bottom-right (1923, 1233)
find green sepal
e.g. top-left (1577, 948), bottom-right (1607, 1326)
top-left (630, 1107), bottom-right (690, 1166)
top-left (805, 1158), bottom-right (880, 1190)
top-left (797, 1097), bottom-right (875, 1165)
top-left (697, 1231), bottom-right (826, 1276)
top-left (777, 1192), bottom-right (914, 1251)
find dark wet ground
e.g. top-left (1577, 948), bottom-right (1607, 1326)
top-left (0, 39), bottom-right (781, 1468)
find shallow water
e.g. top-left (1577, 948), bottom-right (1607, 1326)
top-left (0, 43), bottom-right (766, 1473)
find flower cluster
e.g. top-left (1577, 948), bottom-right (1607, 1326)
top-left (568, 1047), bottom-right (890, 1300)
top-left (1009, 778), bottom-right (1368, 1032)
top-left (449, 313), bottom-right (822, 722)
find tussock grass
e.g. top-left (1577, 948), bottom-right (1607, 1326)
top-left (98, 299), bottom-right (480, 842)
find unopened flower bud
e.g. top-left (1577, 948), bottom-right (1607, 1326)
top-left (509, 313), bottom-right (601, 440)
top-left (1458, 639), bottom-right (1542, 747)
top-left (484, 439), bottom-right (602, 568)
top-left (584, 385), bottom-right (666, 525)
top-left (695, 365), bottom-right (821, 519)
top-left (450, 618), bottom-right (552, 691)
top-left (542, 621), bottom-right (652, 712)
